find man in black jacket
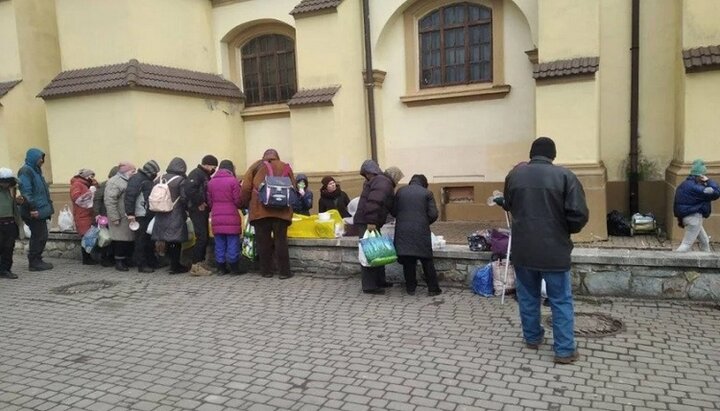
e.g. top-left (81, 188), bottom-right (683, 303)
top-left (125, 160), bottom-right (160, 273)
top-left (185, 155), bottom-right (218, 265)
top-left (499, 137), bottom-right (589, 364)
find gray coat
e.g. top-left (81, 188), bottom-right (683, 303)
top-left (104, 174), bottom-right (134, 242)
top-left (151, 158), bottom-right (189, 243)
top-left (392, 179), bottom-right (439, 259)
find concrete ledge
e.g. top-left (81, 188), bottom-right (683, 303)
top-left (15, 235), bottom-right (720, 301)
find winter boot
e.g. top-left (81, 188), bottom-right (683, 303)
top-left (114, 259), bottom-right (129, 272)
top-left (82, 250), bottom-right (98, 265)
top-left (229, 261), bottom-right (247, 275)
top-left (215, 262), bottom-right (230, 275)
top-left (29, 258), bottom-right (53, 272)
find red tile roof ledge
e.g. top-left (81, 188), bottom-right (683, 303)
top-left (533, 57), bottom-right (599, 80)
top-left (287, 85), bottom-right (341, 107)
top-left (38, 59), bottom-right (244, 101)
top-left (290, 0), bottom-right (343, 16)
top-left (683, 45), bottom-right (720, 73)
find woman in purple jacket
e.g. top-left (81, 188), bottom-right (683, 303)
top-left (207, 160), bottom-right (244, 274)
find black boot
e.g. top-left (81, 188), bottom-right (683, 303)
top-left (29, 258), bottom-right (53, 272)
top-left (229, 261), bottom-right (246, 275)
top-left (138, 265), bottom-right (155, 273)
top-left (215, 262), bottom-right (230, 275)
top-left (115, 259), bottom-right (129, 272)
top-left (82, 250), bottom-right (98, 265)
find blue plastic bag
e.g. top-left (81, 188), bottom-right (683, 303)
top-left (471, 263), bottom-right (494, 297)
top-left (82, 225), bottom-right (100, 253)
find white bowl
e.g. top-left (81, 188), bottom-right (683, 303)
top-left (129, 221), bottom-right (140, 231)
top-left (318, 212), bottom-right (331, 221)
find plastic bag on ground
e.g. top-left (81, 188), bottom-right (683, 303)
top-left (471, 264), bottom-right (494, 297)
top-left (492, 259), bottom-right (516, 296)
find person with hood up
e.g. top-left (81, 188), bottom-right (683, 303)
top-left (318, 176), bottom-right (351, 218)
top-left (185, 155), bottom-right (218, 265)
top-left (292, 173), bottom-right (313, 215)
top-left (0, 168), bottom-right (24, 279)
top-left (207, 160), bottom-right (244, 275)
top-left (104, 162), bottom-right (137, 271)
top-left (497, 137), bottom-right (589, 364)
top-left (241, 149), bottom-right (296, 279)
top-left (673, 159), bottom-right (720, 252)
top-left (392, 174), bottom-right (442, 296)
top-left (18, 148), bottom-right (54, 271)
top-left (125, 160), bottom-right (161, 272)
top-left (384, 166), bottom-right (405, 187)
top-left (93, 165), bottom-right (119, 267)
top-left (354, 159), bottom-right (396, 294)
top-left (152, 157), bottom-right (191, 274)
top-left (70, 168), bottom-right (98, 265)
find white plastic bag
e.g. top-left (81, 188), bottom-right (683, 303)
top-left (358, 230), bottom-right (371, 267)
top-left (23, 224), bottom-right (31, 238)
top-left (146, 217), bottom-right (156, 235)
top-left (74, 190), bottom-right (94, 209)
top-left (492, 259), bottom-right (516, 296)
top-left (58, 205), bottom-right (75, 232)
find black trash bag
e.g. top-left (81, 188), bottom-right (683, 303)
top-left (607, 210), bottom-right (632, 236)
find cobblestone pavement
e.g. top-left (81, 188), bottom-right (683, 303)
top-left (1, 260), bottom-right (719, 411)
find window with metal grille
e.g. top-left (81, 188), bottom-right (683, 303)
top-left (419, 3), bottom-right (492, 88)
top-left (241, 34), bottom-right (297, 106)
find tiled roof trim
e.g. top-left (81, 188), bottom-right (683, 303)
top-left (0, 80), bottom-right (21, 101)
top-left (290, 0), bottom-right (343, 16)
top-left (533, 57), bottom-right (599, 80)
top-left (287, 86), bottom-right (340, 107)
top-left (683, 45), bottom-right (720, 73)
top-left (38, 59), bottom-right (243, 101)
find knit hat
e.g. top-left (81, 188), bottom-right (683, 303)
top-left (690, 159), bottom-right (707, 176)
top-left (218, 159), bottom-right (235, 174)
top-left (118, 161), bottom-right (136, 174)
top-left (141, 160), bottom-right (160, 176)
top-left (77, 168), bottom-right (95, 179)
top-left (321, 176), bottom-right (336, 189)
top-left (202, 155), bottom-right (219, 167)
top-left (529, 137), bottom-right (557, 160)
top-left (0, 168), bottom-right (15, 179)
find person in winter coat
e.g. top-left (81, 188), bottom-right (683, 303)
top-left (354, 159), bottom-right (395, 294)
top-left (104, 162), bottom-right (137, 271)
top-left (207, 160), bottom-right (244, 275)
top-left (384, 166), bottom-right (405, 187)
top-left (241, 149), bottom-right (296, 279)
top-left (92, 165), bottom-right (119, 267)
top-left (673, 159), bottom-right (720, 252)
top-left (318, 176), bottom-right (351, 218)
top-left (0, 168), bottom-right (24, 279)
top-left (184, 155), bottom-right (218, 265)
top-left (70, 168), bottom-right (98, 265)
top-left (125, 160), bottom-right (161, 272)
top-left (498, 137), bottom-right (588, 364)
top-left (392, 174), bottom-right (441, 296)
top-left (17, 148), bottom-right (54, 271)
top-left (152, 157), bottom-right (191, 274)
top-left (292, 173), bottom-right (313, 215)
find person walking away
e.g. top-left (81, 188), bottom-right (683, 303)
top-left (292, 173), bottom-right (313, 215)
top-left (185, 155), bottom-right (218, 266)
top-left (70, 168), bottom-right (98, 265)
top-left (17, 148), bottom-right (54, 271)
top-left (93, 165), bottom-right (119, 267)
top-left (0, 168), bottom-right (24, 279)
top-left (241, 149), bottom-right (295, 279)
top-left (354, 160), bottom-right (395, 294)
top-left (673, 159), bottom-right (720, 252)
top-left (125, 160), bottom-right (161, 272)
top-left (392, 174), bottom-right (442, 296)
top-left (152, 157), bottom-right (191, 274)
top-left (498, 137), bottom-right (589, 364)
top-left (318, 176), bottom-right (351, 218)
top-left (104, 162), bottom-right (136, 271)
top-left (207, 160), bottom-right (244, 275)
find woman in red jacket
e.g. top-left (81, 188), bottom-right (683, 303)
top-left (70, 168), bottom-right (98, 265)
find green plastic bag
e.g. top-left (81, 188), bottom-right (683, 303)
top-left (360, 230), bottom-right (397, 267)
top-left (242, 212), bottom-right (257, 261)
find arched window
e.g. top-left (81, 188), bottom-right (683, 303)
top-left (419, 2), bottom-right (492, 88)
top-left (241, 34), bottom-right (297, 106)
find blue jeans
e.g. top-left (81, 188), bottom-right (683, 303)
top-left (514, 266), bottom-right (576, 357)
top-left (214, 234), bottom-right (240, 264)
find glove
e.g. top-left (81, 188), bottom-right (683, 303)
top-left (366, 224), bottom-right (377, 232)
top-left (703, 186), bottom-right (715, 195)
top-left (493, 196), bottom-right (505, 207)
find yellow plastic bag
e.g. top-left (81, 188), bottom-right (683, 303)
top-left (287, 210), bottom-right (343, 238)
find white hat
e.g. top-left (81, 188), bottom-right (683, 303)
top-left (0, 168), bottom-right (14, 179)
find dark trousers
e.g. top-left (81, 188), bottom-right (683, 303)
top-left (357, 224), bottom-right (386, 291)
top-left (113, 240), bottom-right (134, 261)
top-left (23, 218), bottom-right (48, 262)
top-left (0, 222), bottom-right (18, 272)
top-left (253, 217), bottom-right (290, 276)
top-left (166, 242), bottom-right (183, 270)
top-left (133, 216), bottom-right (157, 267)
top-left (189, 210), bottom-right (209, 263)
top-left (398, 256), bottom-right (441, 293)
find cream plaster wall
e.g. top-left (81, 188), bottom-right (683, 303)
top-left (682, 72), bottom-right (720, 161)
top-left (0, 1), bottom-right (21, 81)
top-left (243, 116), bottom-right (293, 169)
top-left (682, 0), bottom-right (720, 49)
top-left (374, 0), bottom-right (535, 183)
top-left (538, 0), bottom-right (598, 61)
top-left (45, 91), bottom-right (243, 183)
top-left (55, 0), bottom-right (216, 71)
top-left (599, 0), bottom-right (631, 181)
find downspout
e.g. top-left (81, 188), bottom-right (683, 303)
top-left (629, 0), bottom-right (640, 214)
top-left (362, 0), bottom-right (378, 162)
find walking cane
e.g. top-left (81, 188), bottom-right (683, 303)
top-left (488, 191), bottom-right (512, 304)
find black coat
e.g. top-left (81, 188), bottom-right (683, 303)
top-left (318, 189), bottom-right (351, 218)
top-left (354, 174), bottom-right (395, 226)
top-left (392, 182), bottom-right (438, 258)
top-left (185, 165), bottom-right (211, 211)
top-left (152, 158), bottom-right (189, 243)
top-left (124, 170), bottom-right (156, 218)
top-left (502, 156), bottom-right (589, 271)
